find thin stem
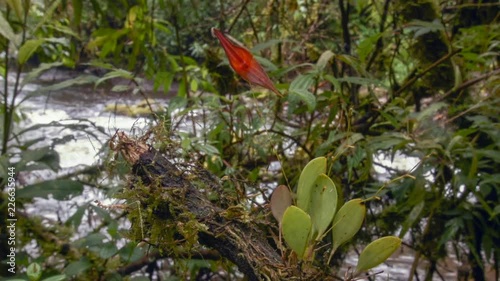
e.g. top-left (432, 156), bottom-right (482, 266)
top-left (2, 6), bottom-right (12, 155)
top-left (395, 48), bottom-right (461, 98)
top-left (228, 0), bottom-right (251, 33)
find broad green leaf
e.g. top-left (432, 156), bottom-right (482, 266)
top-left (297, 157), bottom-right (327, 212)
top-left (355, 236), bottom-right (402, 275)
top-left (18, 147), bottom-right (52, 165)
top-left (36, 75), bottom-right (98, 93)
top-left (22, 62), bottom-right (64, 86)
top-left (281, 206), bottom-right (312, 259)
top-left (16, 147), bottom-right (60, 172)
top-left (27, 262), bottom-right (42, 281)
top-left (111, 84), bottom-right (131, 92)
top-left (32, 0), bottom-right (62, 33)
top-left (492, 205), bottom-right (500, 219)
top-left (6, 0), bottom-right (24, 21)
top-left (316, 50), bottom-right (335, 71)
top-left (63, 258), bottom-right (91, 277)
top-left (251, 39), bottom-right (282, 52)
top-left (270, 185), bottom-right (292, 223)
top-left (255, 56), bottom-right (278, 72)
top-left (358, 33), bottom-right (382, 63)
top-left (290, 89), bottom-right (316, 112)
top-left (78, 233), bottom-right (107, 247)
top-left (289, 74), bottom-right (317, 111)
top-left (153, 21), bottom-right (171, 35)
top-left (406, 19), bottom-right (444, 38)
top-left (194, 143), bottom-right (219, 155)
top-left (154, 71), bottom-right (175, 93)
top-left (18, 179), bottom-right (84, 200)
top-left (0, 11), bottom-right (17, 43)
top-left (118, 242), bottom-right (148, 262)
top-left (324, 74), bottom-right (341, 90)
top-left (66, 204), bottom-right (88, 228)
top-left (335, 54), bottom-right (368, 77)
top-left (415, 102), bottom-right (447, 121)
top-left (290, 74), bottom-right (315, 91)
top-left (309, 174), bottom-right (338, 239)
top-left (399, 201), bottom-right (425, 238)
top-left (99, 242), bottom-right (118, 259)
top-left (95, 69), bottom-right (134, 87)
top-left (331, 199), bottom-right (366, 253)
top-left (18, 39), bottom-right (44, 65)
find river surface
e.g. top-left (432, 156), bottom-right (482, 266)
top-left (11, 69), bottom-right (466, 280)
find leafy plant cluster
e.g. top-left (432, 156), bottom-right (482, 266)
top-left (271, 157), bottom-right (401, 278)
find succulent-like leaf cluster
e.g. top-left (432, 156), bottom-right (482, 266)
top-left (270, 157), bottom-right (401, 276)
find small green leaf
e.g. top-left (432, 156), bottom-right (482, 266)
top-left (281, 206), bottom-right (312, 259)
top-left (355, 236), bottom-right (402, 275)
top-left (357, 33), bottom-right (382, 63)
top-left (37, 75), bottom-right (98, 93)
top-left (99, 242), bottom-right (118, 259)
top-left (399, 201), bottom-right (425, 238)
top-left (6, 0), bottom-right (24, 21)
top-left (297, 157), bottom-right (327, 212)
top-left (309, 174), bottom-right (338, 239)
top-left (331, 199), bottom-right (366, 253)
top-left (178, 77), bottom-right (187, 97)
top-left (289, 74), bottom-right (317, 112)
top-left (22, 62), bottom-right (65, 86)
top-left (66, 204), bottom-right (88, 228)
top-left (194, 143), bottom-right (219, 155)
top-left (27, 262), bottom-right (42, 281)
top-left (111, 84), bottom-right (131, 92)
top-left (95, 69), bottom-right (133, 87)
top-left (63, 258), bottom-right (91, 277)
top-left (316, 50), bottom-right (335, 71)
top-left (18, 39), bottom-right (45, 65)
top-left (0, 11), bottom-right (17, 44)
top-left (270, 185), bottom-right (292, 223)
top-left (290, 89), bottom-right (316, 112)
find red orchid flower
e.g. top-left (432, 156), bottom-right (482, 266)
top-left (211, 28), bottom-right (282, 97)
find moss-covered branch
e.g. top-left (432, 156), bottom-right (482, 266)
top-left (110, 131), bottom-right (323, 280)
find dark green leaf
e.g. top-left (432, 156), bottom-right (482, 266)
top-left (18, 180), bottom-right (83, 200)
top-left (63, 258), bottom-right (91, 277)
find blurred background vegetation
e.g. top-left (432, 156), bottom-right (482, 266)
top-left (0, 0), bottom-right (499, 280)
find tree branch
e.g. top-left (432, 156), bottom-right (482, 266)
top-left (110, 131), bottom-right (321, 280)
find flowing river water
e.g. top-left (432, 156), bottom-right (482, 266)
top-left (11, 69), bottom-right (468, 280)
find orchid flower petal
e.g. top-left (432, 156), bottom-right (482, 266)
top-left (212, 28), bottom-right (282, 96)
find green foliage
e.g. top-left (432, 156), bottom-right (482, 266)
top-left (309, 174), bottom-right (338, 240)
top-left (281, 158), bottom-right (399, 274)
top-left (281, 206), bottom-right (312, 259)
top-left (331, 199), bottom-right (366, 256)
top-left (355, 236), bottom-right (401, 275)
top-left (296, 156), bottom-right (326, 212)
